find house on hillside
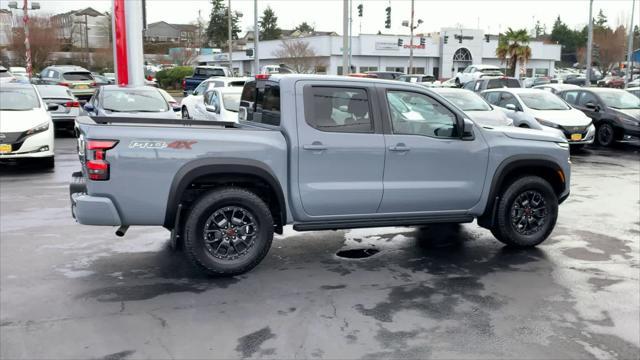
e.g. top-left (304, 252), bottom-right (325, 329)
top-left (51, 7), bottom-right (110, 49)
top-left (144, 21), bottom-right (199, 46)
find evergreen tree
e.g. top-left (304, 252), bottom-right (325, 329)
top-left (295, 22), bottom-right (315, 34)
top-left (260, 6), bottom-right (282, 40)
top-left (594, 9), bottom-right (608, 30)
top-left (206, 0), bottom-right (241, 48)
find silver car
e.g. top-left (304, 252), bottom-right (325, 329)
top-left (431, 88), bottom-right (513, 127)
top-left (36, 85), bottom-right (80, 130)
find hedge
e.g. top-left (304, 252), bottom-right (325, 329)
top-left (155, 66), bottom-right (194, 89)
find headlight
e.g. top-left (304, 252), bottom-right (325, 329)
top-left (556, 142), bottom-right (570, 149)
top-left (25, 122), bottom-right (50, 136)
top-left (535, 118), bottom-right (560, 129)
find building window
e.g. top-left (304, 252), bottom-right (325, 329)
top-left (535, 68), bottom-right (549, 77)
top-left (386, 66), bottom-right (404, 73)
top-left (410, 67), bottom-right (425, 74)
top-left (359, 66), bottom-right (378, 73)
top-left (433, 67), bottom-right (440, 79)
top-left (337, 66), bottom-right (343, 75)
top-left (526, 69), bottom-right (533, 77)
top-left (315, 65), bottom-right (327, 74)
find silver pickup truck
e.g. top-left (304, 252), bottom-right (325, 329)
top-left (70, 74), bottom-right (571, 276)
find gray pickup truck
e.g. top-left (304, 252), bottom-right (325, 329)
top-left (70, 74), bottom-right (571, 276)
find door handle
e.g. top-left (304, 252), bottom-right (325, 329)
top-left (389, 144), bottom-right (410, 152)
top-left (303, 142), bottom-right (327, 151)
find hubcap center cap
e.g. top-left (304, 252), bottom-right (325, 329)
top-left (226, 228), bottom-right (237, 237)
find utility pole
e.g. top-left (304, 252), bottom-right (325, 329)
top-left (348, 0), bottom-right (352, 72)
top-left (626, 0), bottom-right (636, 85)
top-left (228, 0), bottom-right (233, 75)
top-left (585, 0), bottom-right (593, 86)
top-left (254, 0), bottom-right (259, 75)
top-left (342, 0), bottom-right (349, 75)
top-left (409, 0), bottom-right (414, 74)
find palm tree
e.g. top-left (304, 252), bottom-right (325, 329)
top-left (496, 28), bottom-right (532, 77)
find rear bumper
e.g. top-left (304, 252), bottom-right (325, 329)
top-left (70, 172), bottom-right (122, 226)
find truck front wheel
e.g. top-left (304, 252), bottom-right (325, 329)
top-left (491, 176), bottom-right (558, 247)
top-left (183, 188), bottom-right (274, 276)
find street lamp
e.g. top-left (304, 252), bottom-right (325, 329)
top-left (227, 0), bottom-right (242, 75)
top-left (401, 0), bottom-right (423, 74)
top-left (8, 0), bottom-right (40, 78)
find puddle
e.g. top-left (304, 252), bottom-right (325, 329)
top-left (336, 248), bottom-right (380, 259)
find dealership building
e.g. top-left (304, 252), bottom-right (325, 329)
top-left (195, 27), bottom-right (561, 78)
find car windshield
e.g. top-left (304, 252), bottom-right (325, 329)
top-left (102, 89), bottom-right (169, 112)
top-left (0, 87), bottom-right (39, 110)
top-left (63, 72), bottom-right (93, 81)
top-left (441, 91), bottom-right (491, 111)
top-left (519, 92), bottom-right (570, 110)
top-left (36, 85), bottom-right (71, 99)
top-left (598, 91), bottom-right (640, 109)
top-left (222, 93), bottom-right (241, 112)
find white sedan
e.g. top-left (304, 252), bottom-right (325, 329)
top-left (455, 64), bottom-right (503, 86)
top-left (0, 83), bottom-right (56, 168)
top-left (180, 77), bottom-right (248, 120)
top-left (202, 87), bottom-right (243, 123)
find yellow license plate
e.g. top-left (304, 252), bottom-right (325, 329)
top-left (76, 84), bottom-right (89, 89)
top-left (0, 144), bottom-right (12, 154)
top-left (571, 133), bottom-right (582, 141)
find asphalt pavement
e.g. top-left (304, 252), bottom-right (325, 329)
top-left (1, 136), bottom-right (639, 359)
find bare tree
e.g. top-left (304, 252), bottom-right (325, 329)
top-left (593, 25), bottom-right (627, 73)
top-left (272, 39), bottom-right (325, 74)
top-left (170, 48), bottom-right (197, 66)
top-left (10, 16), bottom-right (59, 70)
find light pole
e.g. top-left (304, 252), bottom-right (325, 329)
top-left (402, 0), bottom-right (423, 75)
top-left (342, 0), bottom-right (349, 75)
top-left (254, 0), bottom-right (259, 75)
top-left (227, 0), bottom-right (242, 75)
top-left (585, 0), bottom-right (593, 86)
top-left (8, 0), bottom-right (39, 79)
top-left (625, 0), bottom-right (636, 85)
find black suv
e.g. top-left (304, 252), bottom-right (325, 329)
top-left (558, 88), bottom-right (640, 146)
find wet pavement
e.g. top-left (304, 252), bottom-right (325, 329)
top-left (1, 137), bottom-right (639, 359)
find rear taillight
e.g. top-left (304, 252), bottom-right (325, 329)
top-left (182, 79), bottom-right (186, 90)
top-left (65, 101), bottom-right (80, 108)
top-left (255, 74), bottom-right (270, 80)
top-left (90, 82), bottom-right (97, 87)
top-left (59, 82), bottom-right (71, 87)
top-left (85, 140), bottom-right (118, 181)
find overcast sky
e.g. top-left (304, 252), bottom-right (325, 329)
top-left (1, 0), bottom-right (637, 35)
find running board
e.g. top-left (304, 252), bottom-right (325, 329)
top-left (293, 215), bottom-right (474, 232)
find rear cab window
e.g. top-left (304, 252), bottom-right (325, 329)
top-left (63, 72), bottom-right (94, 81)
top-left (195, 67), bottom-right (226, 77)
top-left (239, 80), bottom-right (281, 126)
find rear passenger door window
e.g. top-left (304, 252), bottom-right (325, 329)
top-left (562, 91), bottom-right (579, 105)
top-left (496, 92), bottom-right (520, 110)
top-left (304, 87), bottom-right (373, 133)
top-left (483, 92), bottom-right (501, 105)
top-left (578, 92), bottom-right (598, 107)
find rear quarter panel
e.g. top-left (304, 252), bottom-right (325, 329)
top-left (79, 123), bottom-right (287, 225)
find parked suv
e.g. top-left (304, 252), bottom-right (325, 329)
top-left (38, 65), bottom-right (96, 101)
top-left (463, 77), bottom-right (522, 92)
top-left (558, 88), bottom-right (640, 146)
top-left (70, 74), bottom-right (571, 276)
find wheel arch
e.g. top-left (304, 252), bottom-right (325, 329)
top-left (164, 158), bottom-right (286, 232)
top-left (478, 156), bottom-right (566, 229)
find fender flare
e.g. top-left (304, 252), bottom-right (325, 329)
top-left (163, 157), bottom-right (286, 228)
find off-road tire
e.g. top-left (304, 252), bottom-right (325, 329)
top-left (183, 187), bottom-right (274, 276)
top-left (491, 176), bottom-right (558, 247)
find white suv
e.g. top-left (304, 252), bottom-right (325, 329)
top-left (180, 77), bottom-right (249, 120)
top-left (455, 65), bottom-right (503, 86)
top-left (0, 83), bottom-right (56, 168)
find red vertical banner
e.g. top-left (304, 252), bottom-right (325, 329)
top-left (113, 0), bottom-right (128, 85)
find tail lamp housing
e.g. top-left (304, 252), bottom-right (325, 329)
top-left (85, 140), bottom-right (118, 181)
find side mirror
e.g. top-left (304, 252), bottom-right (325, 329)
top-left (585, 102), bottom-right (599, 111)
top-left (505, 103), bottom-right (518, 111)
top-left (238, 107), bottom-right (248, 121)
top-left (83, 103), bottom-right (95, 113)
top-left (205, 104), bottom-right (219, 113)
top-left (461, 118), bottom-right (475, 140)
top-left (172, 105), bottom-right (181, 112)
top-left (46, 103), bottom-right (59, 111)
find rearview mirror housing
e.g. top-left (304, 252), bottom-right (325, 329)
top-left (83, 103), bottom-right (95, 112)
top-left (205, 104), bottom-right (219, 113)
top-left (461, 118), bottom-right (475, 140)
top-left (505, 103), bottom-right (518, 111)
top-left (584, 102), bottom-right (599, 111)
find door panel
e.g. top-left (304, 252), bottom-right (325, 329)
top-left (297, 85), bottom-right (385, 216)
top-left (380, 90), bottom-right (489, 213)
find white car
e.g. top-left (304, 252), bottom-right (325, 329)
top-left (202, 87), bottom-right (243, 123)
top-left (455, 64), bottom-right (503, 86)
top-left (482, 88), bottom-right (595, 147)
top-left (0, 83), bottom-right (56, 168)
top-left (9, 67), bottom-right (27, 76)
top-left (0, 66), bottom-right (15, 83)
top-left (431, 88), bottom-right (513, 127)
top-left (180, 77), bottom-right (249, 120)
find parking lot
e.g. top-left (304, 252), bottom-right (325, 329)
top-left (1, 136), bottom-right (639, 359)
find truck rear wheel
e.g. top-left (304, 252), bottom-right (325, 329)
top-left (491, 176), bottom-right (558, 247)
top-left (183, 187), bottom-right (274, 276)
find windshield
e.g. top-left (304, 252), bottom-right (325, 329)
top-left (62, 72), bottom-right (93, 81)
top-left (519, 92), bottom-right (570, 110)
top-left (441, 91), bottom-right (491, 111)
top-left (598, 91), bottom-right (640, 109)
top-left (222, 93), bottom-right (241, 112)
top-left (0, 87), bottom-right (40, 111)
top-left (195, 68), bottom-right (226, 77)
top-left (36, 85), bottom-right (71, 99)
top-left (102, 89), bottom-right (169, 112)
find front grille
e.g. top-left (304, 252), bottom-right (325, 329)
top-left (0, 132), bottom-right (24, 144)
top-left (559, 125), bottom-right (589, 141)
